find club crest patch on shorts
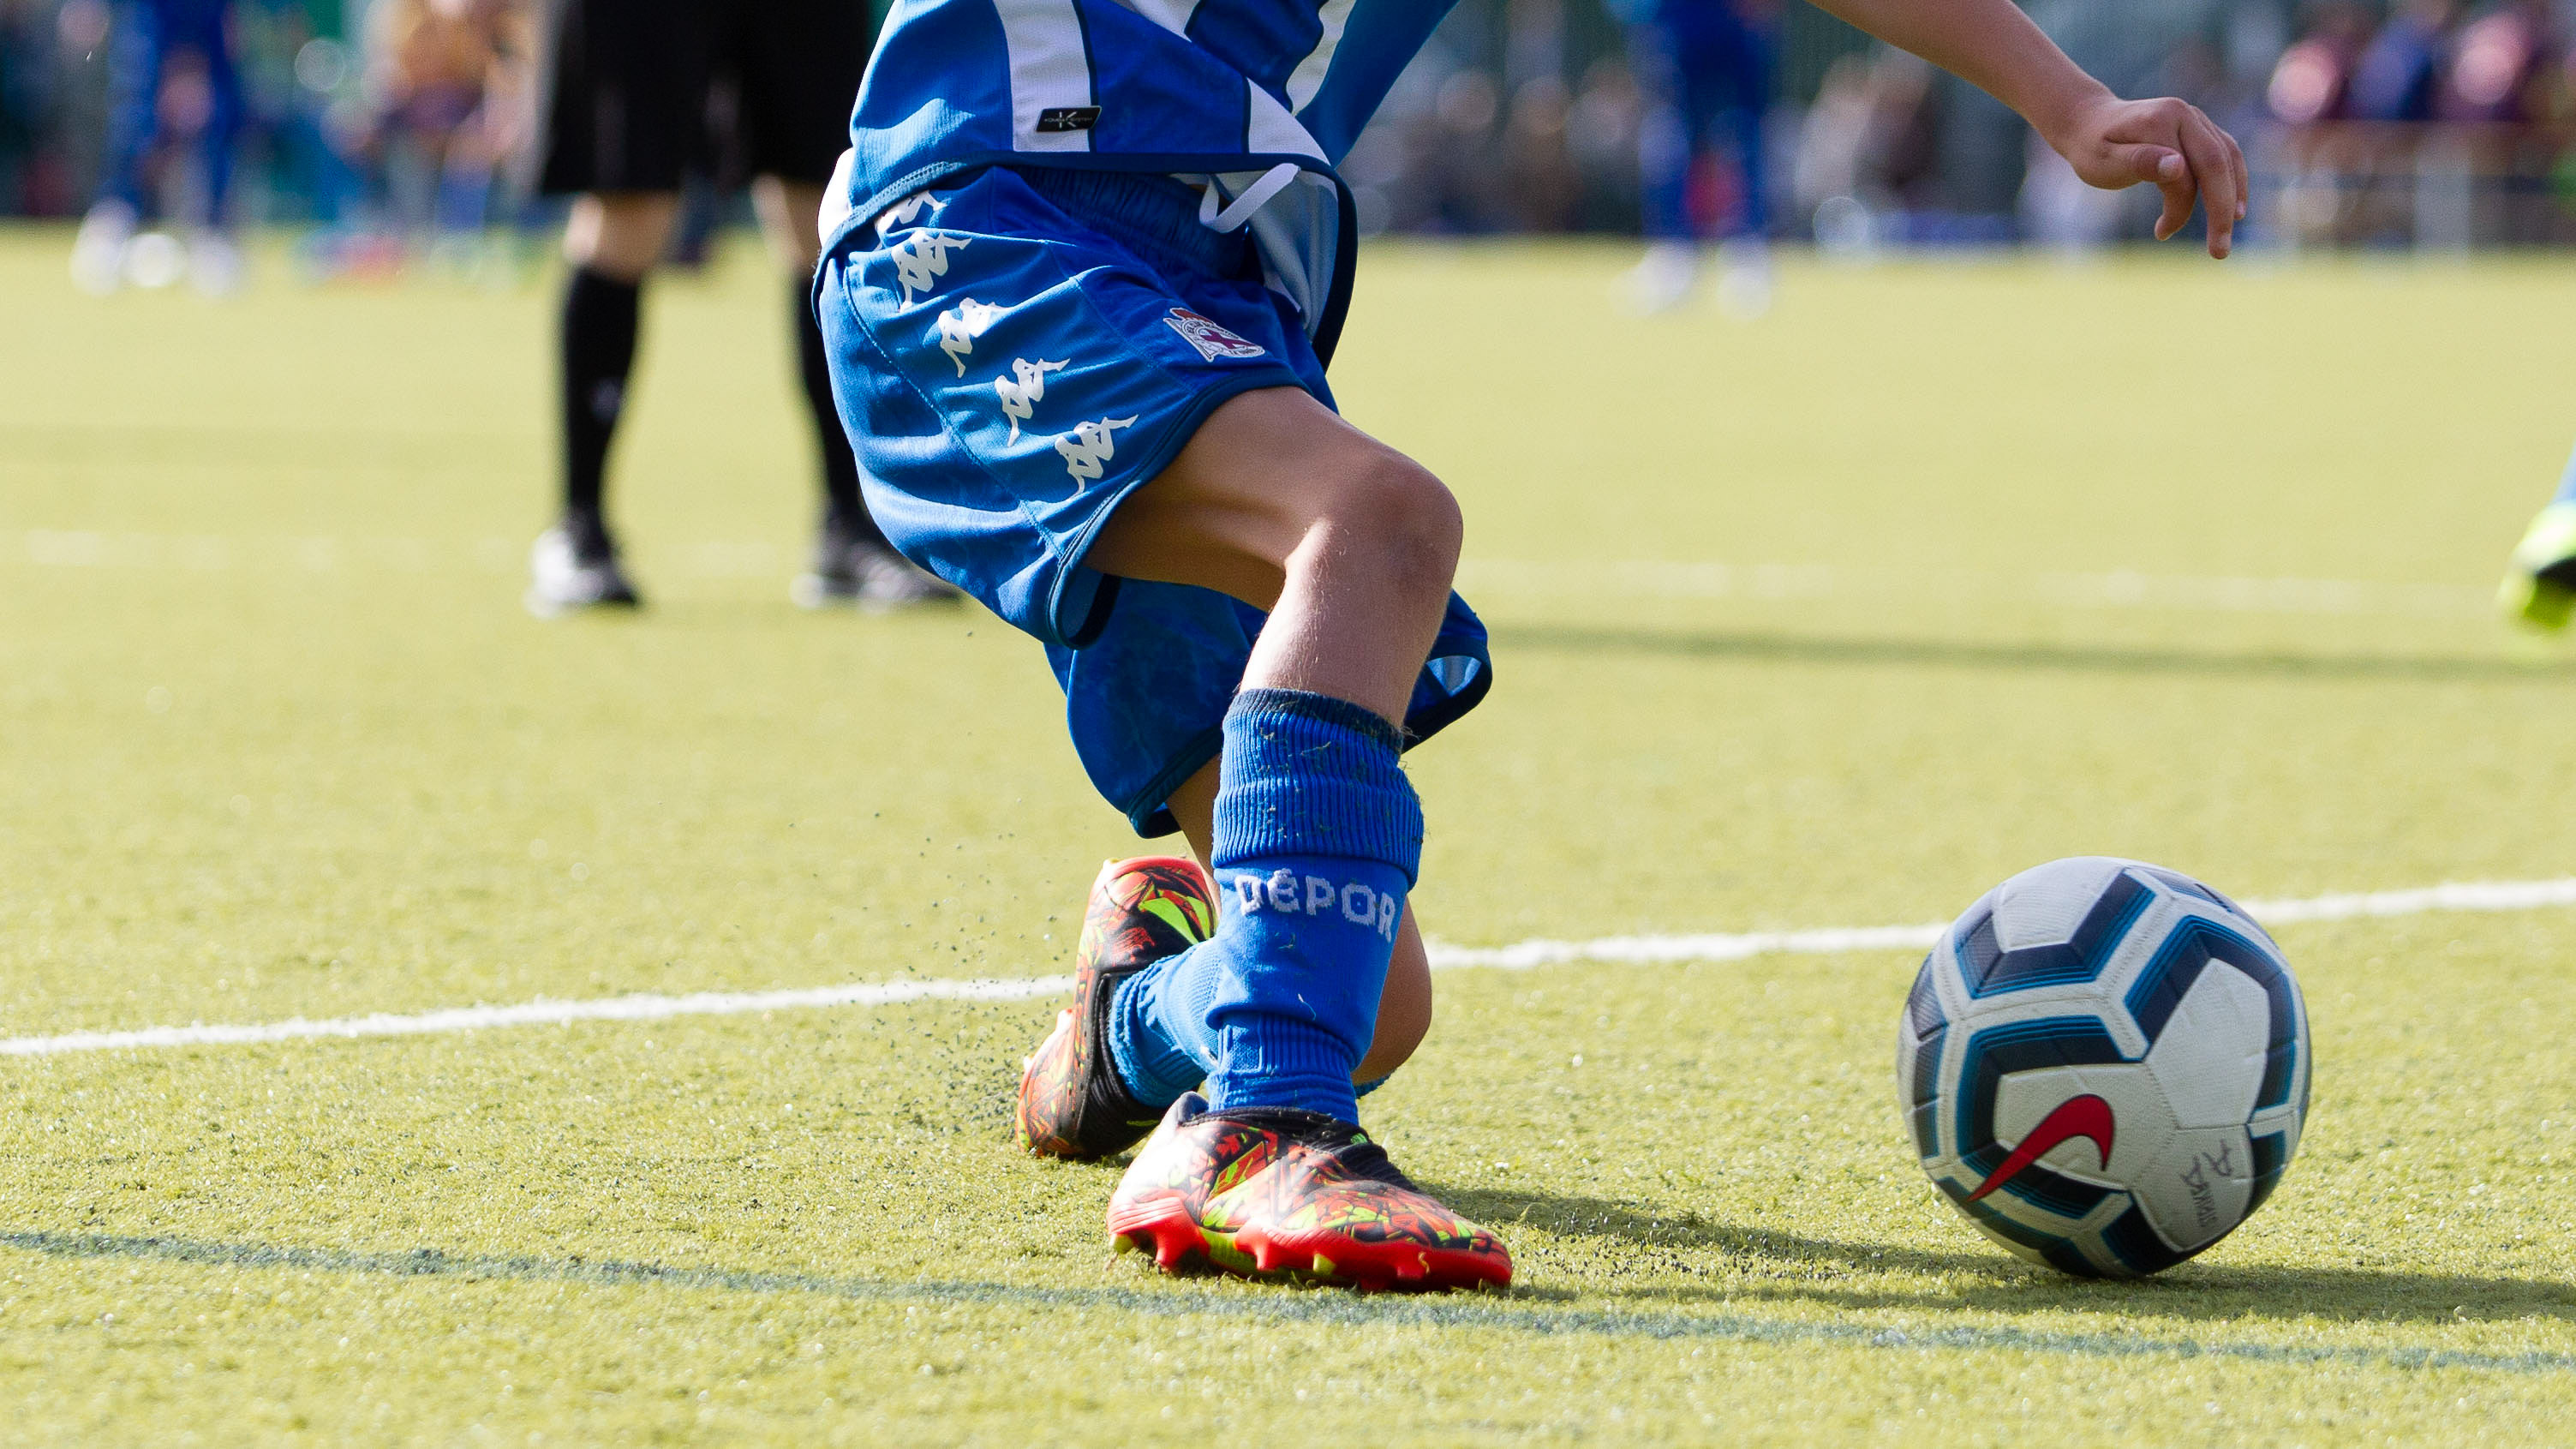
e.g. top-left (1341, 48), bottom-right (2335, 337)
top-left (1162, 308), bottom-right (1267, 362)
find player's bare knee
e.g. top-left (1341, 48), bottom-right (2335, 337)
top-left (1319, 452), bottom-right (1461, 610)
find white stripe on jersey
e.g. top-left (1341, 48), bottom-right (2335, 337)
top-left (1117, 0), bottom-right (1203, 34)
top-left (1244, 81), bottom-right (1326, 159)
top-left (1283, 0), bottom-right (1357, 112)
top-left (998, 0), bottom-right (1094, 153)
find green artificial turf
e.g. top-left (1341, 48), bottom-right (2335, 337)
top-left (3, 230), bottom-right (2575, 1445)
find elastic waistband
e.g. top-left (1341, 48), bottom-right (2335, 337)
top-left (1011, 165), bottom-right (1255, 283)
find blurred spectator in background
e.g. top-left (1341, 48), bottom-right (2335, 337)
top-left (2437, 0), bottom-right (2553, 122)
top-left (0, 0), bottom-right (57, 211)
top-left (1618, 0), bottom-right (1778, 312)
top-left (2268, 0), bottom-right (2570, 248)
top-left (1790, 48), bottom-right (1939, 253)
top-left (521, 0), bottom-right (952, 616)
top-left (353, 0), bottom-right (527, 255)
top-left (68, 0), bottom-right (243, 293)
top-left (2349, 0), bottom-right (2454, 121)
top-left (9, 0), bottom-right (2576, 257)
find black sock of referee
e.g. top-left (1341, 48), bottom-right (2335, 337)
top-left (560, 266), bottom-right (642, 552)
top-left (792, 282), bottom-right (889, 548)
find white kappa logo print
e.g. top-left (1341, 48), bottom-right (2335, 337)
top-left (889, 231), bottom-right (969, 306)
top-left (994, 357), bottom-right (1067, 443)
top-left (1055, 416), bottom-right (1136, 481)
top-left (1233, 869), bottom-right (1401, 942)
top-left (934, 299), bottom-right (1007, 376)
top-left (873, 191), bottom-right (947, 236)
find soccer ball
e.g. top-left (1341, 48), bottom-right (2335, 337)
top-left (1895, 857), bottom-right (2310, 1277)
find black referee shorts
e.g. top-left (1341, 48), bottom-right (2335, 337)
top-left (535, 0), bottom-right (870, 194)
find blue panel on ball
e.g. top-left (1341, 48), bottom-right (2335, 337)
top-left (2140, 865), bottom-right (2248, 919)
top-left (1954, 870), bottom-right (2153, 998)
top-left (1904, 958), bottom-right (1948, 1159)
top-left (2098, 1202), bottom-right (2190, 1276)
top-left (2246, 1130), bottom-right (2290, 1216)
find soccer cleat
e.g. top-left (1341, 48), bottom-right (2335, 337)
top-left (791, 522), bottom-right (962, 611)
top-left (1108, 1093), bottom-right (1513, 1292)
top-left (1015, 856), bottom-right (1217, 1159)
top-left (2499, 502), bottom-right (2576, 632)
top-left (525, 515), bottom-right (642, 617)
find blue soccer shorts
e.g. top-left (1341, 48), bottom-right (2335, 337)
top-left (815, 164), bottom-right (1491, 835)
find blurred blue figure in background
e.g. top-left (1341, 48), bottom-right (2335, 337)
top-left (1618, 0), bottom-right (1777, 314)
top-left (71, 0), bottom-right (244, 293)
top-left (2346, 0), bottom-right (2455, 122)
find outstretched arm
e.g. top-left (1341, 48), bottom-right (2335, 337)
top-left (1807, 0), bottom-right (2247, 257)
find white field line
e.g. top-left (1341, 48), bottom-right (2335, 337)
top-left (6, 531), bottom-right (2490, 619)
top-left (3, 877), bottom-right (2573, 1060)
top-left (0, 976), bottom-right (1074, 1058)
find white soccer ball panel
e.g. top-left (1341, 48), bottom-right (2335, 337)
top-left (2141, 958), bottom-right (2272, 1129)
top-left (1987, 856), bottom-right (2135, 951)
top-left (1988, 1063), bottom-right (2173, 1188)
top-left (2133, 1126), bottom-right (2256, 1254)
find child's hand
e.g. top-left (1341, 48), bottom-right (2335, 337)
top-left (2048, 95), bottom-right (2247, 258)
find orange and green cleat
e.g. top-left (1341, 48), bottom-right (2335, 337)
top-left (1014, 855), bottom-right (1217, 1159)
top-left (1107, 1093), bottom-right (1512, 1292)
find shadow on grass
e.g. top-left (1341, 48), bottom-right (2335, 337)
top-left (1438, 1183), bottom-right (2576, 1327)
top-left (1490, 623), bottom-right (2576, 685)
top-left (8, 1224), bottom-right (2572, 1374)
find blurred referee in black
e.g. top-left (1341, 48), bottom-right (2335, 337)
top-left (523, 0), bottom-right (953, 614)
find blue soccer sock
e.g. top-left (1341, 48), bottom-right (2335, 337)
top-left (1107, 688), bottom-right (1421, 1123)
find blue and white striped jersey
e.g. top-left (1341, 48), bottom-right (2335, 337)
top-left (824, 0), bottom-right (1461, 358)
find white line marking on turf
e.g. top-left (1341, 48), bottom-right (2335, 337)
top-left (0, 976), bottom-right (1075, 1058)
top-left (4, 877), bottom-right (2573, 1059)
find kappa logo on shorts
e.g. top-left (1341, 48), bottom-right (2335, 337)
top-left (1232, 869), bottom-right (1402, 942)
top-left (934, 299), bottom-right (1007, 376)
top-left (1055, 416), bottom-right (1137, 482)
top-left (1162, 307), bottom-right (1268, 362)
top-left (874, 191), bottom-right (947, 237)
top-left (889, 231), bottom-right (970, 306)
top-left (994, 357), bottom-right (1067, 444)
top-left (1036, 105), bottom-right (1101, 133)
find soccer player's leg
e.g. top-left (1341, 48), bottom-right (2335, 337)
top-left (728, 0), bottom-right (959, 614)
top-left (746, 177), bottom-right (958, 612)
top-left (523, 0), bottom-right (702, 615)
top-left (810, 166), bottom-right (1502, 1287)
top-left (1157, 759), bottom-right (1435, 1089)
top-left (527, 191), bottom-right (670, 616)
top-left (1087, 389), bottom-right (1510, 1290)
top-left (2499, 440), bottom-right (2576, 631)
